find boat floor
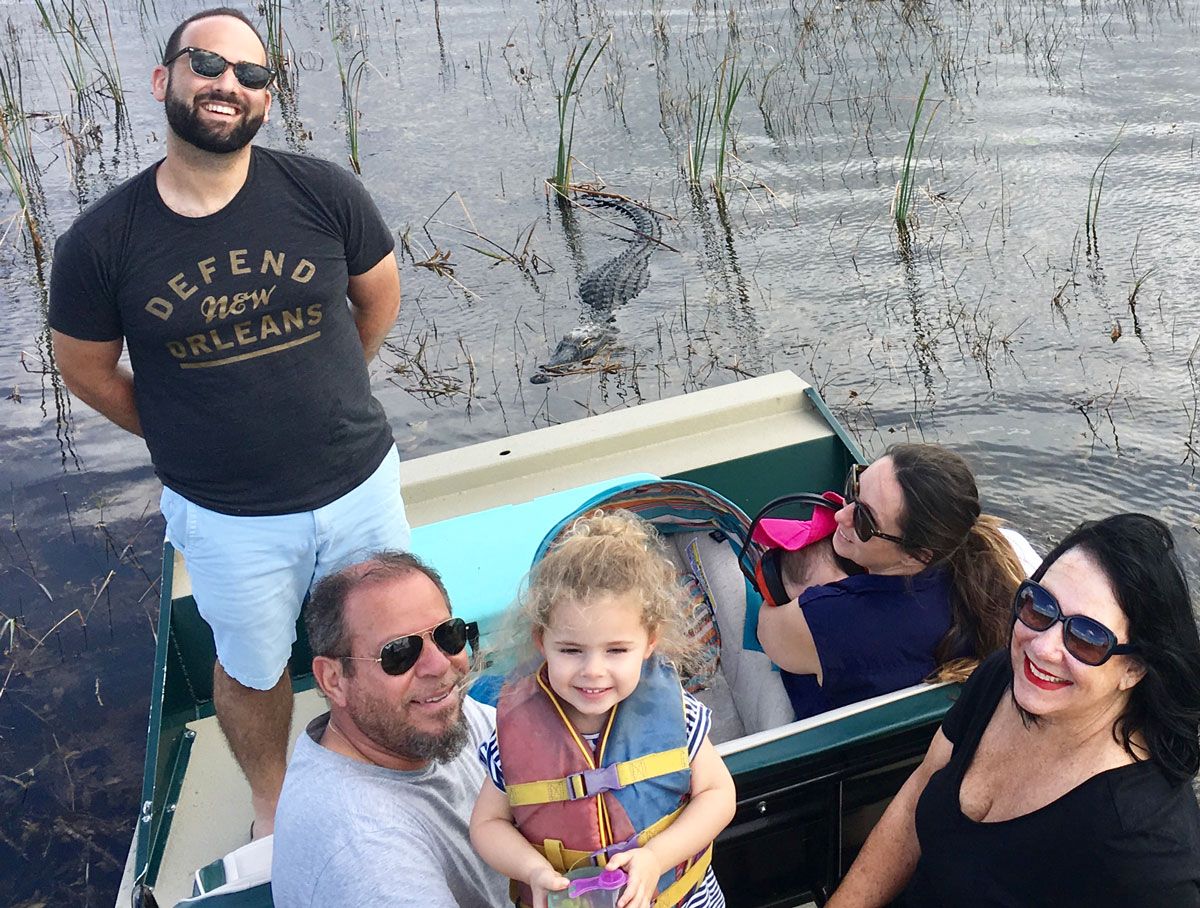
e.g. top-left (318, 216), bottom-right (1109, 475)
top-left (118, 687), bottom-right (329, 908)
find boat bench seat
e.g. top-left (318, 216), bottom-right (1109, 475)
top-left (663, 530), bottom-right (794, 742)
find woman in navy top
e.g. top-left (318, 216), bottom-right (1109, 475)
top-left (826, 514), bottom-right (1200, 907)
top-left (758, 444), bottom-right (1023, 718)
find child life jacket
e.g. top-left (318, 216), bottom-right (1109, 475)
top-left (495, 655), bottom-right (712, 908)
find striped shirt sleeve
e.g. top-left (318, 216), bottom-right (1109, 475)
top-left (478, 731), bottom-right (506, 791)
top-left (682, 690), bottom-right (712, 762)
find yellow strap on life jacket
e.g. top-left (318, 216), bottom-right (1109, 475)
top-left (653, 842), bottom-right (713, 908)
top-left (531, 805), bottom-right (686, 871)
top-left (507, 747), bottom-right (691, 807)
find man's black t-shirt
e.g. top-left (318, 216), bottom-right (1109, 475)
top-left (49, 147), bottom-right (396, 515)
top-left (899, 650), bottom-right (1200, 907)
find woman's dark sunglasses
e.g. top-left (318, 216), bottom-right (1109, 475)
top-left (164, 47), bottom-right (276, 90)
top-left (843, 464), bottom-right (906, 545)
top-left (342, 617), bottom-right (478, 676)
top-left (1013, 580), bottom-right (1140, 667)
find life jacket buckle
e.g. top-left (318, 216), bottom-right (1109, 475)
top-left (594, 833), bottom-right (639, 863)
top-left (568, 764), bottom-right (624, 799)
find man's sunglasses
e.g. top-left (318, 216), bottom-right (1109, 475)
top-left (341, 617), bottom-right (478, 676)
top-left (1013, 579), bottom-right (1140, 667)
top-left (164, 47), bottom-right (276, 91)
top-left (843, 464), bottom-right (906, 545)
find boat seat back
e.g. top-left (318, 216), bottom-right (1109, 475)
top-left (530, 479), bottom-right (791, 742)
top-left (174, 835), bottom-right (273, 907)
top-left (669, 530), bottom-right (794, 739)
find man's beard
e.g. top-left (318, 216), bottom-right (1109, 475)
top-left (351, 681), bottom-right (471, 765)
top-left (165, 80), bottom-right (264, 154)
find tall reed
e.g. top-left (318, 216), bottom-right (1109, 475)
top-left (1085, 126), bottom-right (1123, 253)
top-left (892, 72), bottom-right (934, 236)
top-left (328, 3), bottom-right (368, 174)
top-left (687, 60), bottom-right (748, 194)
top-left (33, 0), bottom-right (125, 117)
top-left (0, 57), bottom-right (47, 261)
top-left (549, 35), bottom-right (610, 199)
top-left (261, 0), bottom-right (289, 76)
top-left (88, 0), bottom-right (125, 111)
top-left (686, 83), bottom-right (716, 186)
top-left (713, 62), bottom-right (749, 197)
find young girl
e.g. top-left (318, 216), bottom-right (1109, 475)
top-left (470, 509), bottom-right (736, 908)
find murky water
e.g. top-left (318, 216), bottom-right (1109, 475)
top-left (2, 0), bottom-right (1200, 903)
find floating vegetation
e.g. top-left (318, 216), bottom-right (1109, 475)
top-left (413, 247), bottom-right (455, 276)
top-left (529, 349), bottom-right (624, 382)
top-left (383, 330), bottom-right (483, 407)
top-left (549, 34), bottom-right (609, 200)
top-left (891, 72), bottom-right (934, 239)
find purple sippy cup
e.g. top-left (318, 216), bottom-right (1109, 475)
top-left (547, 867), bottom-right (628, 908)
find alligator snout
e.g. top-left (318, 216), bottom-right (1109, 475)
top-left (530, 324), bottom-right (615, 384)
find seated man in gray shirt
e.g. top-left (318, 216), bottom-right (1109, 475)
top-left (272, 552), bottom-right (508, 908)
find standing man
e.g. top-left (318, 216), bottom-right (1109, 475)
top-left (271, 552), bottom-right (509, 908)
top-left (49, 8), bottom-right (410, 838)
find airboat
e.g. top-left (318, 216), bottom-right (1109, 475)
top-left (119, 371), bottom-right (1016, 908)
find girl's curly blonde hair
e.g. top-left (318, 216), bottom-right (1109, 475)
top-left (489, 509), bottom-right (701, 676)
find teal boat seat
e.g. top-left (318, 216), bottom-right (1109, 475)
top-left (408, 473), bottom-right (658, 628)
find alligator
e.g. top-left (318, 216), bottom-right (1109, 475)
top-left (531, 197), bottom-right (661, 384)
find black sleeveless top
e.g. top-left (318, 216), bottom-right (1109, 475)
top-left (898, 650), bottom-right (1200, 908)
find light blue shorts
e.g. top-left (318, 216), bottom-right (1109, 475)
top-left (160, 445), bottom-right (411, 689)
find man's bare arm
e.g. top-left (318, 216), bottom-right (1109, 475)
top-left (51, 331), bottom-right (143, 437)
top-left (346, 252), bottom-right (401, 363)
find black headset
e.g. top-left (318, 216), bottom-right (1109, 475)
top-left (738, 493), bottom-right (846, 609)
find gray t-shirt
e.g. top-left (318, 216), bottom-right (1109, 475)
top-left (271, 698), bottom-right (509, 908)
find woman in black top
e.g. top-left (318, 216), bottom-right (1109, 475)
top-left (827, 513), bottom-right (1200, 908)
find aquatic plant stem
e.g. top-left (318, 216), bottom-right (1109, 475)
top-left (713, 62), bottom-right (749, 197)
top-left (549, 35), bottom-right (610, 200)
top-left (687, 83), bottom-right (716, 187)
top-left (327, 2), bottom-right (368, 174)
top-left (893, 72), bottom-right (935, 238)
top-left (1085, 125), bottom-right (1124, 255)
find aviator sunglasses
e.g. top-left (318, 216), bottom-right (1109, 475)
top-left (1013, 579), bottom-right (1140, 666)
top-left (163, 46), bottom-right (276, 90)
top-left (843, 463), bottom-right (906, 545)
top-left (341, 617), bottom-right (478, 676)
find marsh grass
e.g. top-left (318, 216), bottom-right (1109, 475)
top-left (892, 72), bottom-right (935, 238)
top-left (686, 83), bottom-right (716, 186)
top-left (1086, 126), bottom-right (1123, 255)
top-left (33, 0), bottom-right (125, 117)
top-left (328, 6), bottom-right (369, 174)
top-left (687, 60), bottom-right (748, 195)
top-left (713, 62), bottom-right (749, 197)
top-left (340, 50), bottom-right (367, 174)
top-left (383, 330), bottom-right (483, 405)
top-left (549, 35), bottom-right (610, 200)
top-left (260, 0), bottom-right (287, 71)
top-left (417, 191), bottom-right (553, 287)
top-left (0, 60), bottom-right (47, 261)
